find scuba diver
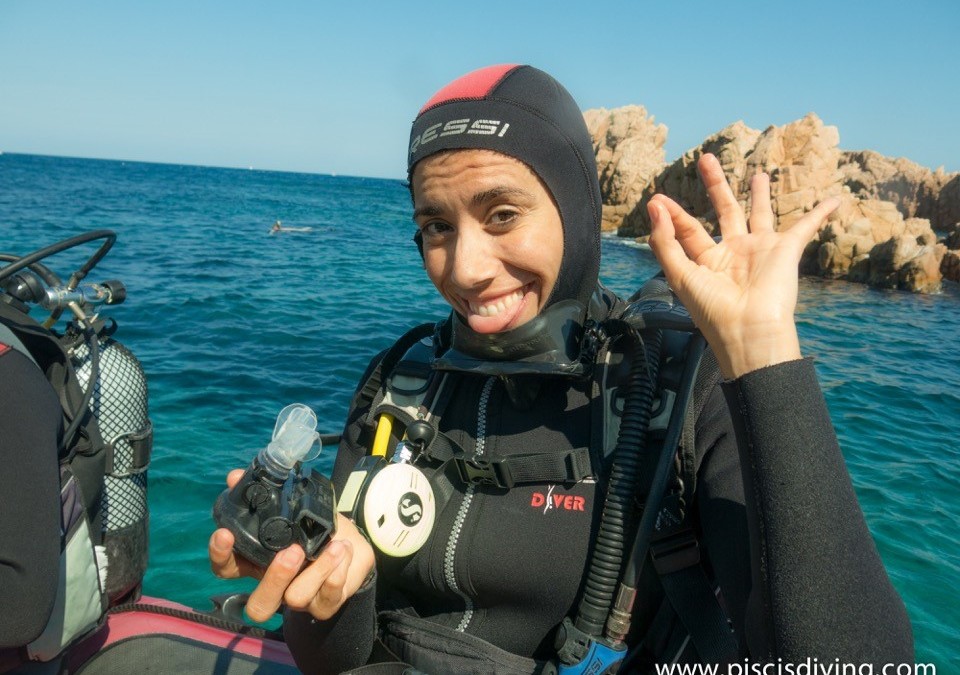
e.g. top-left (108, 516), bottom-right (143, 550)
top-left (209, 65), bottom-right (913, 673)
top-left (0, 232), bottom-right (152, 673)
top-left (0, 305), bottom-right (65, 664)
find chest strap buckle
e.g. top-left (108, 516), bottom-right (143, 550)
top-left (456, 458), bottom-right (514, 489)
top-left (454, 447), bottom-right (593, 490)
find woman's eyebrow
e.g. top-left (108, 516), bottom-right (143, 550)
top-left (471, 186), bottom-right (534, 207)
top-left (412, 186), bottom-right (535, 222)
top-left (412, 204), bottom-right (443, 221)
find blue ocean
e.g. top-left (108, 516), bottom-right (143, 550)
top-left (1, 153), bottom-right (957, 670)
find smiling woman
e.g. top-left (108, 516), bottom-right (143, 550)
top-left (412, 149), bottom-right (564, 334)
top-left (209, 64), bottom-right (913, 675)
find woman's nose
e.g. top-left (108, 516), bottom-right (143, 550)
top-left (450, 226), bottom-right (499, 290)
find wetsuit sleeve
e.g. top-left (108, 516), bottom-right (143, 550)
top-left (720, 358), bottom-right (913, 663)
top-left (282, 350), bottom-right (387, 673)
top-left (0, 350), bottom-right (62, 648)
top-left (691, 380), bottom-right (752, 649)
top-left (283, 580), bottom-right (378, 675)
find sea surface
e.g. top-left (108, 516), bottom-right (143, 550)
top-left (1, 153), bottom-right (957, 670)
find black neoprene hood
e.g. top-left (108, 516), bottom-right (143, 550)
top-left (408, 64), bottom-right (602, 314)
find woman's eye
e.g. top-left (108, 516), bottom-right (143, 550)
top-left (421, 221), bottom-right (452, 238)
top-left (490, 210), bottom-right (518, 227)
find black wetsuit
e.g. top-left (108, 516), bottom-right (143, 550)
top-left (0, 344), bottom-right (62, 650)
top-left (284, 345), bottom-right (913, 673)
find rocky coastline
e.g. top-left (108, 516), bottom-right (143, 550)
top-left (585, 107), bottom-right (960, 293)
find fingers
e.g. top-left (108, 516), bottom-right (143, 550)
top-left (748, 173), bottom-right (775, 233)
top-left (226, 469), bottom-right (244, 488)
top-left (787, 196), bottom-right (841, 244)
top-left (209, 528), bottom-right (235, 574)
top-left (284, 540), bottom-right (353, 621)
top-left (647, 199), bottom-right (699, 291)
top-left (650, 194), bottom-right (715, 262)
top-left (698, 154), bottom-right (746, 238)
top-left (209, 528), bottom-right (260, 580)
top-left (245, 545), bottom-right (306, 623)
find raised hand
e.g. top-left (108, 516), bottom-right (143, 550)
top-left (647, 153), bottom-right (840, 379)
top-left (209, 469), bottom-right (375, 623)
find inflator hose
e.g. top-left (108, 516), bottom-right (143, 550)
top-left (0, 255), bottom-right (62, 287)
top-left (574, 327), bottom-right (662, 636)
top-left (0, 230), bottom-right (115, 284)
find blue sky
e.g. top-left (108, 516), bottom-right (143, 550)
top-left (1, 1), bottom-right (957, 178)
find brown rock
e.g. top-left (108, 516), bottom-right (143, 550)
top-left (941, 249), bottom-right (960, 283)
top-left (945, 229), bottom-right (960, 249)
top-left (938, 175), bottom-right (960, 235)
top-left (899, 247), bottom-right (943, 293)
top-left (853, 199), bottom-right (906, 243)
top-left (905, 217), bottom-right (937, 246)
top-left (584, 106), bottom-right (667, 232)
top-left (618, 121), bottom-right (761, 238)
top-left (749, 114), bottom-right (843, 231)
top-left (839, 150), bottom-right (953, 227)
top-left (868, 236), bottom-right (942, 292)
top-left (848, 255), bottom-right (872, 284)
top-left (817, 241), bottom-right (848, 278)
top-left (817, 222), bottom-right (874, 277)
top-left (868, 236), bottom-right (916, 289)
top-left (596, 105), bottom-right (954, 293)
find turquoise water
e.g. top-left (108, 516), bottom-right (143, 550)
top-left (1, 153), bottom-right (957, 670)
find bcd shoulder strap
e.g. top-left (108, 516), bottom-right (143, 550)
top-left (646, 346), bottom-right (738, 663)
top-left (358, 322), bottom-right (437, 427)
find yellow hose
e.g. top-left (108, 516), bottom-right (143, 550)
top-left (371, 413), bottom-right (394, 457)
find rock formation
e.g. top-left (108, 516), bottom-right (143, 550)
top-left (939, 175), bottom-right (960, 236)
top-left (584, 106), bottom-right (960, 293)
top-left (839, 151), bottom-right (952, 227)
top-left (584, 106), bottom-right (667, 232)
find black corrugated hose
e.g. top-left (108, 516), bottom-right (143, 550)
top-left (574, 326), bottom-right (662, 637)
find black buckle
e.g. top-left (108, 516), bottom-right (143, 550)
top-left (105, 420), bottom-right (153, 477)
top-left (456, 457), bottom-right (514, 489)
top-left (650, 529), bottom-right (700, 575)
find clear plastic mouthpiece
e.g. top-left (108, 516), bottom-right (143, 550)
top-left (258, 403), bottom-right (320, 479)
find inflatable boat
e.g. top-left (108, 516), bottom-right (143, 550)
top-left (63, 595), bottom-right (298, 674)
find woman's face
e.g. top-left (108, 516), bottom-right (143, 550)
top-left (411, 149), bottom-right (563, 335)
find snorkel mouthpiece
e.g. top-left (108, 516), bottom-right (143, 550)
top-left (258, 403), bottom-right (320, 480)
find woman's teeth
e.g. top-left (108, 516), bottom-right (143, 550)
top-left (470, 290), bottom-right (523, 317)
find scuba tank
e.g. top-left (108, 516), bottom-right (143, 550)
top-left (72, 327), bottom-right (152, 602)
top-left (0, 230), bottom-right (153, 605)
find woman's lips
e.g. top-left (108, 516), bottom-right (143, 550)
top-left (462, 287), bottom-right (530, 333)
top-left (468, 289), bottom-right (523, 318)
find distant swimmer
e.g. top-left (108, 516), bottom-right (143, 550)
top-left (269, 220), bottom-right (313, 234)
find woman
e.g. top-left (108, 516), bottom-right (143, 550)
top-left (210, 65), bottom-right (912, 673)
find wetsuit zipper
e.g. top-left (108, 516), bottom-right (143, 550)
top-left (443, 376), bottom-right (494, 633)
